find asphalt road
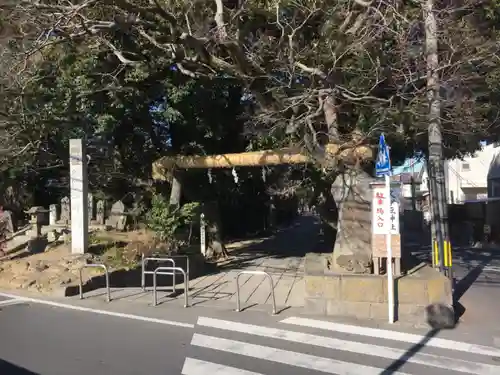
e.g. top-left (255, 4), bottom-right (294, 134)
top-left (0, 300), bottom-right (191, 375)
top-left (2, 295), bottom-right (500, 375)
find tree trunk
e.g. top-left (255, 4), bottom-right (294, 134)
top-left (314, 175), bottom-right (339, 246)
top-left (424, 0), bottom-right (449, 269)
top-left (169, 171), bottom-right (182, 207)
top-left (202, 201), bottom-right (229, 259)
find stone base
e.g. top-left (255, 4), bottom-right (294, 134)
top-left (304, 253), bottom-right (453, 325)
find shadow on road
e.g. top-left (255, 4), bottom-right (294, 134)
top-left (213, 215), bottom-right (329, 273)
top-left (380, 329), bottom-right (439, 374)
top-left (0, 359), bottom-right (39, 375)
top-left (412, 243), bottom-right (500, 321)
top-left (451, 247), bottom-right (500, 320)
top-left (381, 303), bottom-right (456, 374)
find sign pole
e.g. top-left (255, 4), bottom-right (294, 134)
top-left (385, 174), bottom-right (394, 324)
top-left (375, 133), bottom-right (394, 324)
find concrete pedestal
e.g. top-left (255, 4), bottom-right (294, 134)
top-left (304, 253), bottom-right (453, 324)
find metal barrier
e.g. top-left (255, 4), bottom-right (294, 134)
top-left (141, 254), bottom-right (176, 291)
top-left (79, 264), bottom-right (111, 302)
top-left (141, 253), bottom-right (190, 293)
top-left (235, 270), bottom-right (276, 315)
top-left (167, 255), bottom-right (190, 293)
top-left (152, 267), bottom-right (189, 308)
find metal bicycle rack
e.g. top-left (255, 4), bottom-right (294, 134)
top-left (141, 254), bottom-right (176, 291)
top-left (235, 270), bottom-right (277, 315)
top-left (79, 264), bottom-right (111, 302)
top-left (152, 267), bottom-right (189, 308)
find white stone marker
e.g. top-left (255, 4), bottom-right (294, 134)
top-left (69, 139), bottom-right (89, 254)
top-left (200, 213), bottom-right (206, 257)
top-left (49, 204), bottom-right (58, 225)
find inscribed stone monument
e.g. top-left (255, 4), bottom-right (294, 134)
top-left (106, 200), bottom-right (126, 231)
top-left (49, 204), bottom-right (58, 225)
top-left (60, 196), bottom-right (70, 224)
top-left (330, 169), bottom-right (375, 273)
top-left (69, 139), bottom-right (89, 254)
top-left (96, 200), bottom-right (105, 225)
top-left (88, 193), bottom-right (94, 221)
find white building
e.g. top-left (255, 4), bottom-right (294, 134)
top-left (446, 143), bottom-right (500, 203)
top-left (391, 143), bottom-right (500, 206)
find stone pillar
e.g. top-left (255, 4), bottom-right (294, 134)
top-left (69, 139), bottom-right (89, 254)
top-left (331, 169), bottom-right (375, 274)
top-left (60, 196), bottom-right (70, 224)
top-left (96, 200), bottom-right (105, 225)
top-left (200, 213), bottom-right (206, 257)
top-left (88, 193), bottom-right (94, 221)
top-left (26, 207), bottom-right (44, 238)
top-left (49, 204), bottom-right (58, 225)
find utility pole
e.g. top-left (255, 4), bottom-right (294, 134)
top-left (424, 0), bottom-right (449, 272)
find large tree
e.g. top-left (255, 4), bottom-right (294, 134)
top-left (8, 0), bottom-right (498, 155)
top-left (3, 0), bottom-right (500, 263)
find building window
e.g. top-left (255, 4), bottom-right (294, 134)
top-left (462, 162), bottom-right (470, 171)
top-left (492, 180), bottom-right (500, 197)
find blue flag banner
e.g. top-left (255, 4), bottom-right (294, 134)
top-left (375, 134), bottom-right (391, 177)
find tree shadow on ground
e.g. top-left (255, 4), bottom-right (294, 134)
top-left (411, 243), bottom-right (500, 321)
top-left (209, 214), bottom-right (330, 273)
top-left (87, 241), bottom-right (128, 256)
top-left (452, 247), bottom-right (500, 321)
top-left (0, 359), bottom-right (39, 375)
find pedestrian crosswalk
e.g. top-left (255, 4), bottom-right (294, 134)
top-left (181, 316), bottom-right (500, 375)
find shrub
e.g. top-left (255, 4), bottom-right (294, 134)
top-left (145, 194), bottom-right (200, 252)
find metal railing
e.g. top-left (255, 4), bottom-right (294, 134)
top-left (79, 264), bottom-right (111, 302)
top-left (141, 253), bottom-right (190, 292)
top-left (141, 255), bottom-right (176, 292)
top-left (169, 255), bottom-right (189, 297)
top-left (152, 267), bottom-right (189, 308)
top-left (235, 270), bottom-right (276, 315)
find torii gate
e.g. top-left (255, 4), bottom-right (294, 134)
top-left (152, 144), bottom-right (373, 177)
top-left (151, 143), bottom-right (373, 258)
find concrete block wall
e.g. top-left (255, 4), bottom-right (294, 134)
top-left (304, 254), bottom-right (453, 323)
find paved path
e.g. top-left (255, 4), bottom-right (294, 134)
top-left (2, 292), bottom-right (500, 375)
top-left (105, 216), bottom-right (325, 312)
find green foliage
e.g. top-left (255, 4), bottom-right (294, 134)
top-left (4, 0), bottom-right (500, 239)
top-left (146, 194), bottom-right (200, 250)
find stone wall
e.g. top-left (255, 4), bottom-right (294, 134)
top-left (304, 253), bottom-right (453, 324)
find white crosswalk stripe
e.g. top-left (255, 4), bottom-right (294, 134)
top-left (181, 316), bottom-right (500, 375)
top-left (182, 358), bottom-right (263, 375)
top-left (281, 317), bottom-right (500, 357)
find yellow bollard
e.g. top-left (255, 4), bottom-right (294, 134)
top-left (443, 240), bottom-right (449, 267)
top-left (433, 239), bottom-right (439, 267)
